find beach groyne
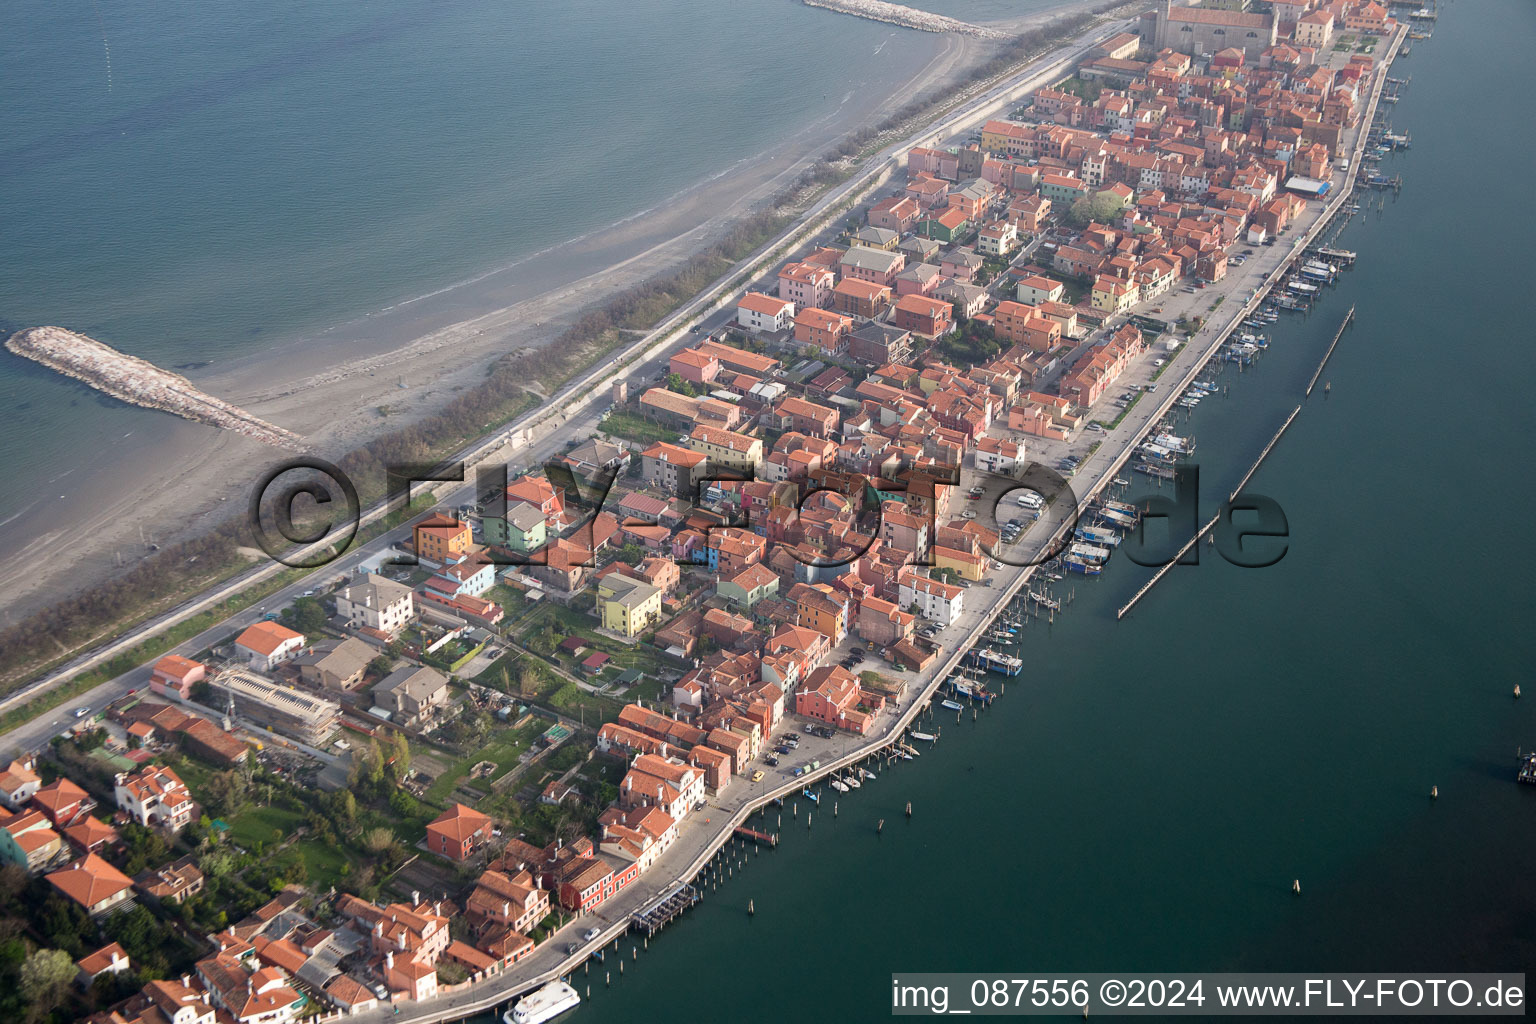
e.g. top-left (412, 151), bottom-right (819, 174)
top-left (6, 326), bottom-right (306, 451)
top-left (803, 0), bottom-right (1007, 39)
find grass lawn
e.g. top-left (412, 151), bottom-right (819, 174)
top-left (597, 410), bottom-right (678, 447)
top-left (517, 603), bottom-right (671, 680)
top-left (227, 804), bottom-right (305, 851)
top-left (274, 838), bottom-right (352, 889)
top-left (421, 717), bottom-right (547, 807)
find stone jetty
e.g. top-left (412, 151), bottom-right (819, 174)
top-left (6, 326), bottom-right (307, 451)
top-left (803, 0), bottom-right (1006, 39)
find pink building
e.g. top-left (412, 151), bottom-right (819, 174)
top-left (777, 262), bottom-right (836, 309)
top-left (669, 348), bottom-right (720, 386)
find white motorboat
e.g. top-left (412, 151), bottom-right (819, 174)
top-left (506, 982), bottom-right (581, 1024)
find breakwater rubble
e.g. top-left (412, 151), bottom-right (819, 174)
top-left (803, 0), bottom-right (1006, 38)
top-left (6, 326), bottom-right (307, 450)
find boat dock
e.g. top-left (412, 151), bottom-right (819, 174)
top-left (733, 826), bottom-right (779, 847)
top-left (1306, 306), bottom-right (1355, 397)
top-left (630, 882), bottom-right (701, 938)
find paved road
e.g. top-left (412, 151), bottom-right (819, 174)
top-left (0, 12), bottom-right (1135, 759)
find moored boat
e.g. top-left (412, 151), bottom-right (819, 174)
top-left (506, 982), bottom-right (581, 1024)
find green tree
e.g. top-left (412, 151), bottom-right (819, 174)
top-left (1067, 191), bottom-right (1127, 227)
top-left (19, 948), bottom-right (75, 1018)
top-left (368, 655), bottom-right (395, 678)
top-left (282, 596), bottom-right (329, 635)
top-left (664, 373), bottom-right (697, 398)
top-left (387, 731), bottom-right (411, 776)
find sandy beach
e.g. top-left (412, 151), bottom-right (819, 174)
top-left (0, 23), bottom-right (1018, 620)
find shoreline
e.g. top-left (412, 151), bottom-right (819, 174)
top-left (341, 21), bottom-right (1404, 1021)
top-left (0, 27), bottom-right (994, 620)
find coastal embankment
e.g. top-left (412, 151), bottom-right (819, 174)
top-left (803, 0), bottom-right (1007, 38)
top-left (5, 326), bottom-right (306, 451)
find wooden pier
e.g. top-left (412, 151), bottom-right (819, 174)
top-left (733, 826), bottom-right (779, 847)
top-left (629, 882), bottom-right (700, 937)
top-left (1306, 306), bottom-right (1355, 397)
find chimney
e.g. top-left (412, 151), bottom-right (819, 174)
top-left (181, 975), bottom-right (190, 988)
top-left (385, 951), bottom-right (394, 970)
top-left (411, 889), bottom-right (420, 906)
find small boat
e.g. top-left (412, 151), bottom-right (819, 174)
top-left (506, 981), bottom-right (581, 1024)
top-left (861, 767), bottom-right (876, 780)
top-left (941, 699), bottom-right (964, 711)
top-left (910, 731), bottom-right (936, 742)
top-left (845, 775), bottom-right (861, 789)
top-left (1113, 476), bottom-right (1129, 486)
top-left (830, 780), bottom-right (849, 793)
top-left (802, 788), bottom-right (819, 803)
top-left (899, 750), bottom-right (914, 760)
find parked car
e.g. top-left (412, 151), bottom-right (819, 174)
top-left (582, 927), bottom-right (601, 942)
top-left (752, 770), bottom-right (765, 782)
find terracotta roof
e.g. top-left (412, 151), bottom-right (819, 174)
top-left (77, 942), bottom-right (128, 976)
top-left (426, 802), bottom-right (492, 843)
top-left (235, 620), bottom-right (303, 657)
top-left (31, 778), bottom-right (88, 815)
top-left (47, 853), bottom-right (132, 909)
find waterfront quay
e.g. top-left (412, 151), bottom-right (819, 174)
top-left (343, 27), bottom-right (1409, 1024)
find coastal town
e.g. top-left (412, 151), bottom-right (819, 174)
top-left (0, 2), bottom-right (1418, 1022)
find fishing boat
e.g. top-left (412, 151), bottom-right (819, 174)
top-left (1028, 590), bottom-right (1061, 611)
top-left (1152, 433), bottom-right (1195, 454)
top-left (910, 731), bottom-right (936, 742)
top-left (1135, 462), bottom-right (1176, 480)
top-left (1074, 525), bottom-right (1120, 547)
top-left (940, 699), bottom-right (964, 712)
top-left (967, 647), bottom-right (1023, 675)
top-left (1069, 541), bottom-right (1111, 563)
top-left (1063, 554), bottom-right (1103, 575)
top-left (988, 629), bottom-right (1016, 642)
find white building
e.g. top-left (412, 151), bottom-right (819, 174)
top-left (898, 569), bottom-right (966, 625)
top-left (736, 292), bottom-right (795, 334)
top-left (233, 621), bottom-right (305, 672)
top-left (115, 765), bottom-right (195, 833)
top-left (335, 574), bottom-right (415, 635)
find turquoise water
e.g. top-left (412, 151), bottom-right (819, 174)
top-left (524, 5), bottom-right (1533, 1021)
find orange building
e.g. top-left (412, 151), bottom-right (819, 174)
top-left (787, 582), bottom-right (850, 645)
top-left (414, 513), bottom-right (472, 566)
top-left (793, 307), bottom-right (854, 355)
top-left (425, 803), bottom-right (494, 862)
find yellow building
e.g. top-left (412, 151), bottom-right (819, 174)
top-left (598, 575), bottom-right (663, 638)
top-left (934, 545), bottom-right (986, 582)
top-left (1091, 274), bottom-right (1139, 314)
top-left (686, 425), bottom-right (762, 475)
